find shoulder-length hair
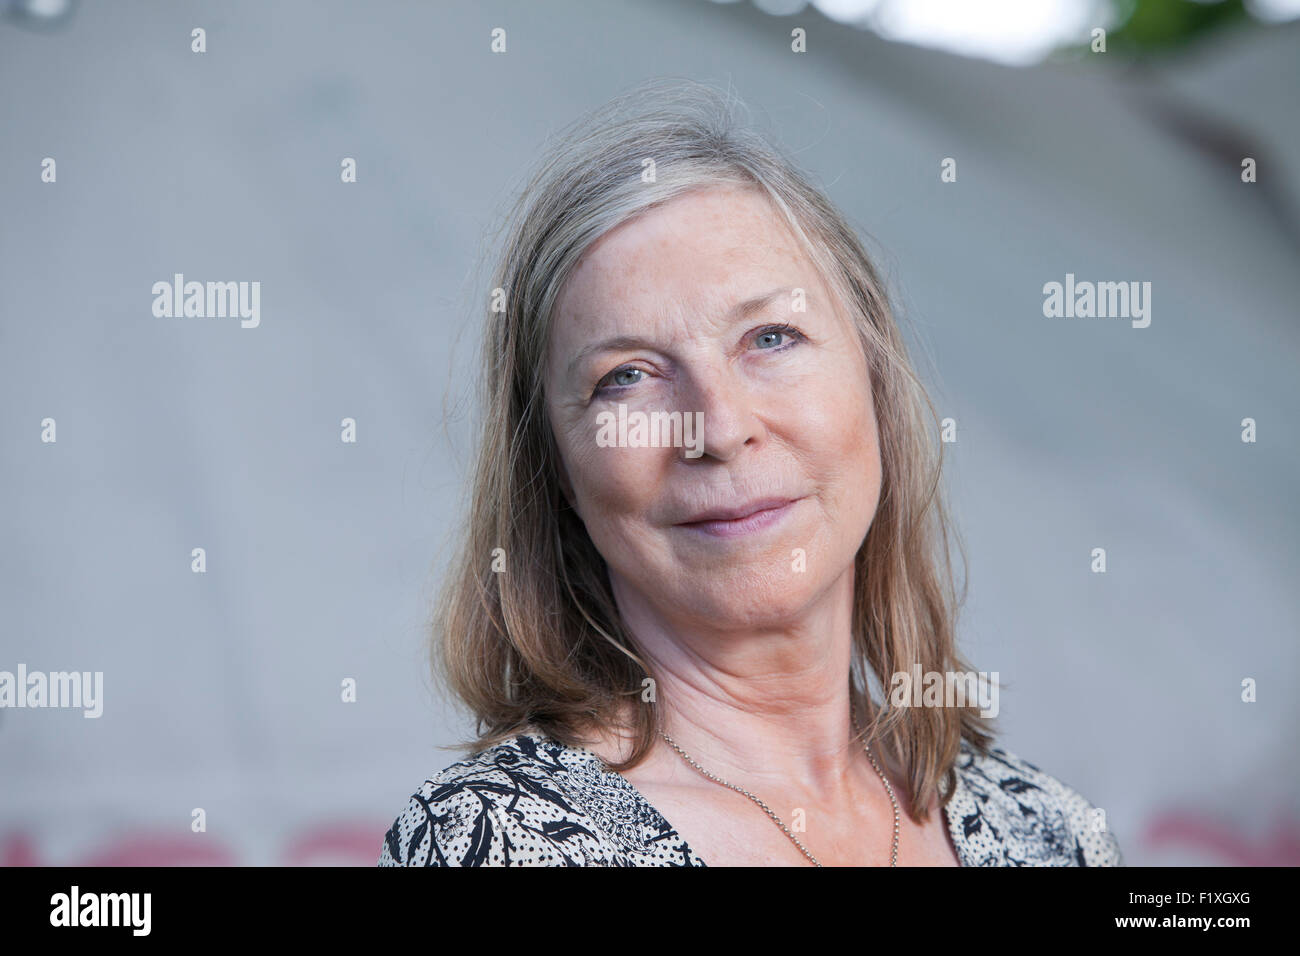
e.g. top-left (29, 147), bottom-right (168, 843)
top-left (436, 78), bottom-right (995, 823)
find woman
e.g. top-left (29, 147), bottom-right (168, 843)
top-left (379, 79), bottom-right (1123, 867)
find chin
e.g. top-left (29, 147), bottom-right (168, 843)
top-left (673, 574), bottom-right (830, 631)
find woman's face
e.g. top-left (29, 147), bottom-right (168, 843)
top-left (544, 184), bottom-right (882, 632)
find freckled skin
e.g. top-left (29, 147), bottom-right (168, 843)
top-left (544, 184), bottom-right (882, 637)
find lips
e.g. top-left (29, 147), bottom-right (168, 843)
top-left (674, 496), bottom-right (802, 539)
top-left (677, 496), bottom-right (800, 525)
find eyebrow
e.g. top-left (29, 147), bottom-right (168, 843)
top-left (563, 286), bottom-right (797, 380)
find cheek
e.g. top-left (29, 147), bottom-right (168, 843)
top-left (800, 365), bottom-right (882, 520)
top-left (564, 437), bottom-right (663, 537)
top-left (572, 455), bottom-right (680, 582)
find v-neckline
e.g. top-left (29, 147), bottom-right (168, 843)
top-left (542, 731), bottom-right (973, 867)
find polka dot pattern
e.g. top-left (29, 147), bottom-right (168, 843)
top-left (378, 730), bottom-right (1122, 866)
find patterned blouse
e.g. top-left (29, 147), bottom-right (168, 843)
top-left (378, 730), bottom-right (1123, 867)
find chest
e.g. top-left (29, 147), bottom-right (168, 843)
top-left (632, 781), bottom-right (963, 867)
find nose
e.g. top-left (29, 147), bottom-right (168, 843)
top-left (678, 360), bottom-right (765, 463)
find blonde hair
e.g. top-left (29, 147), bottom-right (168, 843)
top-left (435, 78), bottom-right (995, 823)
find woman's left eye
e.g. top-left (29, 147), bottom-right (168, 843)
top-left (754, 324), bottom-right (804, 350)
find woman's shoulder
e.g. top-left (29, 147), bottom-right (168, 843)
top-left (947, 737), bottom-right (1124, 867)
top-left (377, 732), bottom-right (589, 867)
top-left (377, 731), bottom-right (703, 867)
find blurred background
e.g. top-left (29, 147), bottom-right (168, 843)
top-left (1, 0), bottom-right (1297, 866)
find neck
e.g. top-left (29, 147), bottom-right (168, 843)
top-left (606, 564), bottom-right (874, 800)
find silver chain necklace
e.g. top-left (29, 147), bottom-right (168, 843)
top-left (658, 713), bottom-right (900, 866)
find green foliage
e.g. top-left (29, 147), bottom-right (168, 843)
top-left (1109, 0), bottom-right (1251, 50)
top-left (1058, 0), bottom-right (1257, 59)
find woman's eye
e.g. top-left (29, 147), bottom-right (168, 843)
top-left (755, 324), bottom-right (803, 350)
top-left (595, 366), bottom-right (645, 393)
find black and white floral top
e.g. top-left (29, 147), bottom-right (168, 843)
top-left (378, 730), bottom-right (1123, 867)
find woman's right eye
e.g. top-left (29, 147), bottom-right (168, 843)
top-left (595, 366), bottom-right (645, 393)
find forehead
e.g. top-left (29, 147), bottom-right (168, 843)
top-left (552, 184), bottom-right (818, 328)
